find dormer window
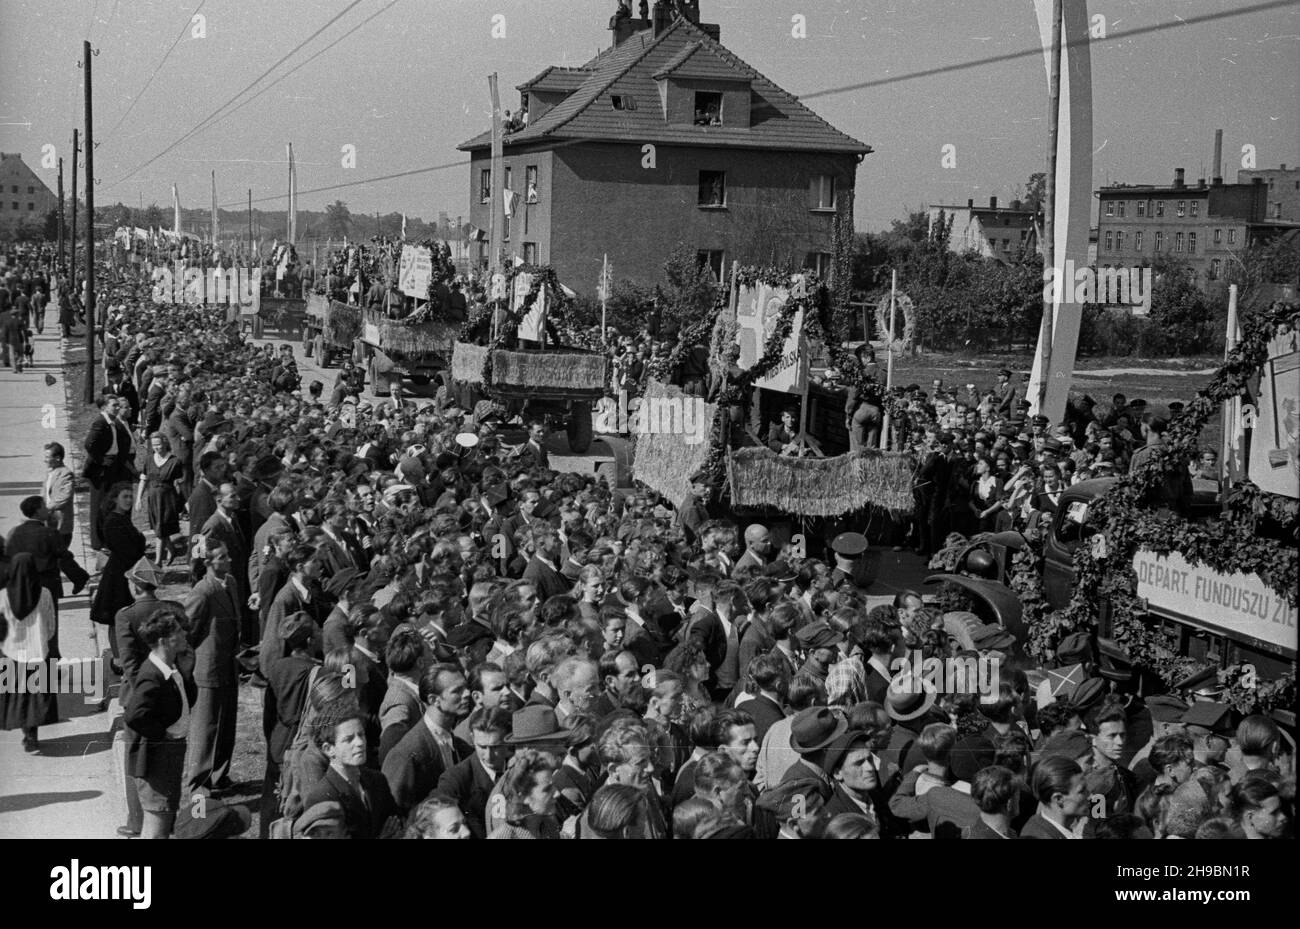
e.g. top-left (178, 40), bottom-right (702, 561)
top-left (694, 91), bottom-right (722, 126)
top-left (611, 95), bottom-right (637, 110)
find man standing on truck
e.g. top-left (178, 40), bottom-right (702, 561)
top-left (1128, 414), bottom-right (1194, 516)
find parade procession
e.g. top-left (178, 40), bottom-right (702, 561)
top-left (0, 0), bottom-right (1296, 909)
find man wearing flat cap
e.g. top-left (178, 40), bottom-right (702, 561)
top-left (828, 531), bottom-right (873, 592)
top-left (995, 368), bottom-right (1018, 418)
top-left (676, 471), bottom-right (711, 546)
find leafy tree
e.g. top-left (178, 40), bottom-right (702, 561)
top-left (324, 200), bottom-right (352, 239)
top-left (656, 243), bottom-right (717, 334)
top-left (1149, 253), bottom-right (1218, 354)
top-left (142, 204), bottom-right (165, 228)
top-left (1022, 172), bottom-right (1046, 216)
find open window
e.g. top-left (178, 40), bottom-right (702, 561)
top-left (698, 170), bottom-right (726, 208)
top-left (611, 94), bottom-right (637, 111)
top-left (694, 91), bottom-right (722, 126)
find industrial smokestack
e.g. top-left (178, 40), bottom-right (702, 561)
top-left (1212, 129), bottom-right (1223, 185)
top-left (1174, 168), bottom-right (1185, 189)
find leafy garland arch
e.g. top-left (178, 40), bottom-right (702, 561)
top-left (1048, 302), bottom-right (1297, 714)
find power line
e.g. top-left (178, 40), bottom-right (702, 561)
top-left (101, 0), bottom-right (207, 146)
top-left (220, 158), bottom-right (471, 208)
top-left (186, 0), bottom-right (400, 145)
top-left (105, 0), bottom-right (364, 189)
top-left (800, 0), bottom-right (1298, 100)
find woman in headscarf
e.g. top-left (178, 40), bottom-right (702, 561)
top-left (0, 552), bottom-right (59, 751)
top-left (92, 482), bottom-right (149, 660)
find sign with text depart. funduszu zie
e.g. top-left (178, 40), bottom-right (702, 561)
top-left (1132, 549), bottom-right (1297, 656)
top-left (734, 278), bottom-right (808, 395)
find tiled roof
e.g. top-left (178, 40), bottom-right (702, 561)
top-left (459, 18), bottom-right (870, 155)
top-left (651, 41), bottom-right (745, 82)
top-left (517, 66), bottom-right (593, 93)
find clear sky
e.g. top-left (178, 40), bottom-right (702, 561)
top-left (0, 0), bottom-right (1296, 231)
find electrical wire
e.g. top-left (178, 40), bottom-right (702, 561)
top-left (101, 0), bottom-right (207, 146)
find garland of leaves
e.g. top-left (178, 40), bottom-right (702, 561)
top-left (1051, 302), bottom-right (1297, 714)
top-left (874, 292), bottom-right (917, 354)
top-left (460, 263), bottom-right (574, 387)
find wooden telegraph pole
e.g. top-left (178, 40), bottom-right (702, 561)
top-left (1038, 0), bottom-right (1062, 412)
top-left (70, 129), bottom-right (78, 286)
top-left (56, 157), bottom-right (65, 272)
top-left (84, 39), bottom-right (97, 402)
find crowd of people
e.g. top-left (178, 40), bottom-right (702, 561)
top-left (0, 248), bottom-right (1293, 842)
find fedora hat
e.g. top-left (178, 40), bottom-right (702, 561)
top-left (505, 705), bottom-right (567, 745)
top-left (789, 707), bottom-right (848, 754)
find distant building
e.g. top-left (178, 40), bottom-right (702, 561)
top-left (1096, 166), bottom-right (1300, 288)
top-left (1237, 164), bottom-right (1300, 222)
top-left (927, 197), bottom-right (1041, 261)
top-left (0, 153), bottom-right (58, 233)
top-left (457, 1), bottom-right (870, 294)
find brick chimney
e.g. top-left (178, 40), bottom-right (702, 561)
top-left (967, 198), bottom-right (974, 209)
top-left (1212, 129), bottom-right (1223, 185)
top-left (989, 196), bottom-right (998, 209)
top-left (1174, 168), bottom-right (1185, 189)
top-left (652, 0), bottom-right (673, 36)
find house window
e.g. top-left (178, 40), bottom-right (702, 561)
top-left (479, 169), bottom-right (491, 203)
top-left (27, 202), bottom-right (34, 211)
top-left (503, 214), bottom-right (510, 241)
top-left (804, 251), bottom-right (833, 279)
top-left (1002, 239), bottom-right (1011, 252)
top-left (698, 170), bottom-right (726, 207)
top-left (1156, 201), bottom-right (1165, 217)
top-left (525, 165), bottom-right (539, 203)
top-left (1136, 201), bottom-right (1147, 217)
top-left (10, 202), bottom-right (16, 210)
top-left (611, 94), bottom-right (637, 110)
top-left (809, 174), bottom-right (836, 211)
top-left (522, 242), bottom-right (538, 264)
top-left (1104, 231), bottom-right (1112, 250)
top-left (1154, 232), bottom-right (1164, 251)
top-left (1176, 200), bottom-right (1185, 217)
top-left (1116, 231), bottom-right (1125, 250)
top-left (1117, 201), bottom-right (1125, 218)
top-left (1135, 231), bottom-right (1143, 251)
top-left (697, 249), bottom-right (724, 281)
top-left (1213, 228), bottom-right (1222, 244)
top-left (1105, 201), bottom-right (1114, 216)
top-left (1020, 229), bottom-right (1028, 244)
top-left (27, 186), bottom-right (34, 194)
top-left (1227, 228), bottom-right (1236, 245)
top-left (504, 166), bottom-right (513, 190)
top-left (694, 91), bottom-right (723, 126)
top-left (1210, 259), bottom-right (1221, 279)
top-left (1188, 232), bottom-right (1196, 254)
top-left (8, 185), bottom-right (15, 193)
top-left (1190, 201), bottom-right (1199, 218)
top-left (1175, 232), bottom-right (1184, 252)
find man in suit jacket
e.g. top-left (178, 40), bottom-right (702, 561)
top-left (162, 394), bottom-right (196, 500)
top-left (382, 665), bottom-right (472, 814)
top-left (258, 557), bottom-right (322, 679)
top-left (436, 706), bottom-right (511, 838)
top-left (736, 654), bottom-right (788, 744)
top-left (83, 393), bottom-right (138, 549)
top-left (6, 497), bottom-right (89, 634)
top-left (187, 451), bottom-right (227, 543)
top-left (182, 541), bottom-right (241, 794)
top-left (513, 421), bottom-right (550, 469)
top-left (248, 487), bottom-right (295, 596)
top-left (200, 483), bottom-right (254, 647)
top-left (732, 523), bottom-right (773, 577)
top-left (521, 530), bottom-right (569, 603)
top-left (302, 752), bottom-right (397, 839)
top-left (675, 473), bottom-right (711, 546)
top-left (105, 360), bottom-right (140, 427)
top-left (42, 442), bottom-right (76, 545)
top-left (317, 503), bottom-right (367, 579)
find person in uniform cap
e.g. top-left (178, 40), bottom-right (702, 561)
top-left (293, 800), bottom-right (346, 839)
top-left (795, 621), bottom-right (844, 683)
top-left (1030, 414), bottom-right (1050, 434)
top-left (1067, 676), bottom-right (1108, 727)
top-left (676, 470), bottom-right (711, 546)
top-left (1180, 702), bottom-right (1234, 774)
top-left (829, 531), bottom-right (873, 591)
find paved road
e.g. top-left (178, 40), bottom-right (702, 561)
top-left (0, 328), bottom-right (122, 839)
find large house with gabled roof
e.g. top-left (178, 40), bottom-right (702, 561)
top-left (457, 1), bottom-right (871, 295)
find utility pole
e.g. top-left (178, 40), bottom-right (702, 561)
top-left (84, 39), bottom-right (96, 403)
top-left (56, 157), bottom-right (65, 273)
top-left (70, 129), bottom-right (78, 287)
top-left (1038, 0), bottom-right (1062, 412)
top-left (248, 189), bottom-right (253, 261)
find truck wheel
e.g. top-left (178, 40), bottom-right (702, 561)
top-left (566, 400), bottom-right (594, 453)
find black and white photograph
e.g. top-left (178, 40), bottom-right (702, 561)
top-left (0, 0), bottom-right (1295, 906)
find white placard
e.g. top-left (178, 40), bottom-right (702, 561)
top-left (398, 245), bottom-right (433, 299)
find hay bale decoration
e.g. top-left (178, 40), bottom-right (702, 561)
top-left (632, 379), bottom-right (719, 507)
top-left (729, 447), bottom-right (915, 516)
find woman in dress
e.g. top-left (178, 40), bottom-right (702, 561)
top-left (138, 432), bottom-right (183, 567)
top-left (970, 456), bottom-right (1005, 533)
top-left (0, 553), bottom-right (59, 752)
top-left (92, 482), bottom-right (149, 660)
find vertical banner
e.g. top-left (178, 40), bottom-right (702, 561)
top-left (1027, 0), bottom-right (1093, 423)
top-left (1248, 329), bottom-right (1300, 499)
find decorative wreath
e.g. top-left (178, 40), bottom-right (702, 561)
top-left (874, 292), bottom-right (916, 354)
